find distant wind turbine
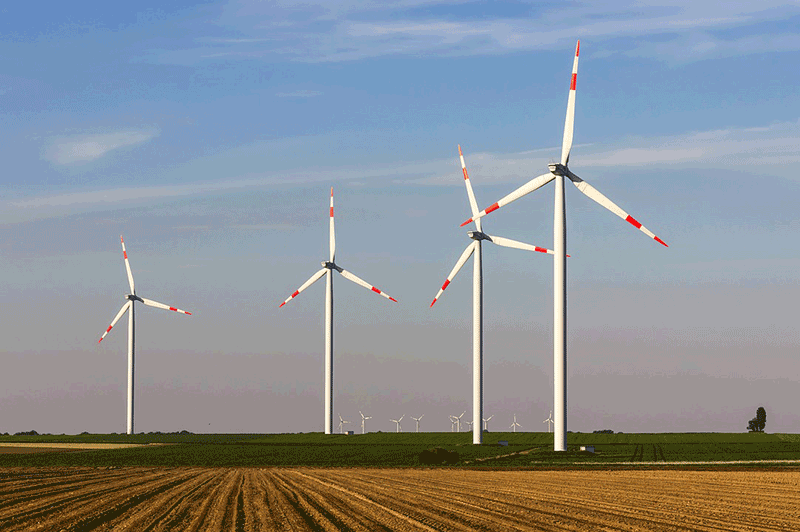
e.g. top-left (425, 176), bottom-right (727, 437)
top-left (390, 415), bottom-right (404, 433)
top-left (338, 414), bottom-right (351, 434)
top-left (359, 410), bottom-right (372, 434)
top-left (279, 188), bottom-right (397, 434)
top-left (461, 41), bottom-right (668, 451)
top-left (482, 415), bottom-right (494, 432)
top-left (98, 236), bottom-right (191, 435)
top-left (510, 414), bottom-right (521, 433)
top-left (452, 411), bottom-right (466, 433)
top-left (432, 146), bottom-right (556, 445)
top-left (410, 414), bottom-right (424, 433)
top-left (543, 410), bottom-right (554, 433)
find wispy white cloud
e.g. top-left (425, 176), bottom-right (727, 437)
top-left (8, 118), bottom-right (800, 223)
top-left (276, 90), bottom-right (323, 97)
top-left (154, 0), bottom-right (800, 64)
top-left (43, 129), bottom-right (159, 165)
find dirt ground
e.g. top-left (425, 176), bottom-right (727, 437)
top-left (0, 467), bottom-right (797, 531)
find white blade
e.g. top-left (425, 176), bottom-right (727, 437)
top-left (120, 235), bottom-right (135, 294)
top-left (329, 187), bottom-right (335, 263)
top-left (279, 268), bottom-right (327, 307)
top-left (141, 297), bottom-right (192, 315)
top-left (338, 268), bottom-right (398, 302)
top-left (568, 172), bottom-right (668, 247)
top-left (561, 40), bottom-right (580, 166)
top-left (485, 234), bottom-right (557, 255)
top-left (99, 301), bottom-right (131, 343)
top-left (458, 145), bottom-right (481, 230)
top-left (461, 173), bottom-right (554, 226)
top-left (429, 241), bottom-right (476, 307)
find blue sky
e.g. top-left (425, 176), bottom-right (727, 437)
top-left (2, 1), bottom-right (799, 435)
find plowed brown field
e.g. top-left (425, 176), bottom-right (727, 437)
top-left (1, 467), bottom-right (798, 531)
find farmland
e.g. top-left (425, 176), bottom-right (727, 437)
top-left (1, 432), bottom-right (800, 468)
top-left (1, 467), bottom-right (799, 531)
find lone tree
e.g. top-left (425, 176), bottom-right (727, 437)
top-left (747, 406), bottom-right (767, 433)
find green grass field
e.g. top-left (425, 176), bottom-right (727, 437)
top-left (2, 432), bottom-right (799, 468)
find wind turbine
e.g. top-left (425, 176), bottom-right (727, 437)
top-left (359, 410), bottom-right (372, 434)
top-left (460, 41), bottom-right (668, 451)
top-left (98, 236), bottom-right (192, 435)
top-left (390, 415), bottom-right (404, 433)
top-left (410, 414), bottom-right (424, 433)
top-left (453, 411), bottom-right (466, 433)
top-left (482, 415), bottom-right (494, 431)
top-left (543, 410), bottom-right (554, 433)
top-left (449, 415), bottom-right (457, 432)
top-left (279, 188), bottom-right (397, 435)
top-left (432, 146), bottom-right (556, 446)
top-left (465, 420), bottom-right (474, 431)
top-left (338, 414), bottom-right (351, 434)
top-left (510, 414), bottom-right (521, 433)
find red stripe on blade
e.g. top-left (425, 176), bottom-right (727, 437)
top-left (460, 218), bottom-right (473, 227)
top-left (292, 290), bottom-right (299, 298)
top-left (442, 279), bottom-right (450, 290)
top-left (462, 168), bottom-right (469, 180)
top-left (123, 251), bottom-right (128, 259)
top-left (169, 307), bottom-right (177, 311)
top-left (625, 215), bottom-right (642, 229)
top-left (389, 297), bottom-right (397, 302)
top-left (570, 73), bottom-right (577, 91)
top-left (186, 312), bottom-right (192, 315)
top-left (654, 236), bottom-right (668, 247)
top-left (535, 247), bottom-right (546, 253)
top-left (279, 302), bottom-right (286, 308)
top-left (106, 326), bottom-right (112, 333)
top-left (430, 299), bottom-right (437, 307)
top-left (576, 40), bottom-right (580, 56)
top-left (485, 202), bottom-right (499, 214)
top-left (371, 287), bottom-right (381, 294)
top-left (330, 207), bottom-right (334, 217)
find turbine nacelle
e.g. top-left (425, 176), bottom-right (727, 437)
top-left (467, 231), bottom-right (491, 242)
top-left (125, 294), bottom-right (144, 303)
top-left (321, 261), bottom-right (340, 271)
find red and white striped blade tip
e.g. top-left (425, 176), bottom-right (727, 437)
top-left (625, 215), bottom-right (669, 247)
top-left (460, 217), bottom-right (473, 227)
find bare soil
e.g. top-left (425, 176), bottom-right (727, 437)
top-left (1, 467), bottom-right (797, 531)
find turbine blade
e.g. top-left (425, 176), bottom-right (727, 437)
top-left (430, 241), bottom-right (476, 307)
top-left (279, 268), bottom-right (327, 307)
top-left (568, 172), bottom-right (668, 247)
top-left (485, 234), bottom-right (556, 255)
top-left (120, 235), bottom-right (135, 294)
top-left (329, 187), bottom-right (335, 263)
top-left (338, 268), bottom-right (398, 302)
top-left (461, 173), bottom-right (554, 226)
top-left (141, 297), bottom-right (192, 315)
top-left (458, 145), bottom-right (481, 227)
top-left (561, 40), bottom-right (580, 166)
top-left (99, 301), bottom-right (131, 343)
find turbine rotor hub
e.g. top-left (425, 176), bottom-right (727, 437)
top-left (126, 294), bottom-right (143, 302)
top-left (548, 163), bottom-right (568, 176)
top-left (321, 261), bottom-right (336, 269)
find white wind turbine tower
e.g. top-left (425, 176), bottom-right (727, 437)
top-left (359, 411), bottom-right (372, 434)
top-left (543, 410), bottom-right (554, 433)
top-left (482, 415), bottom-right (494, 431)
top-left (338, 414), bottom-right (351, 434)
top-left (98, 236), bottom-right (192, 435)
top-left (280, 188), bottom-right (397, 435)
top-left (461, 41), bottom-right (668, 451)
top-left (432, 146), bottom-right (556, 445)
top-left (510, 414), bottom-right (521, 433)
top-left (410, 414), bottom-right (424, 433)
top-left (390, 415), bottom-right (404, 433)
